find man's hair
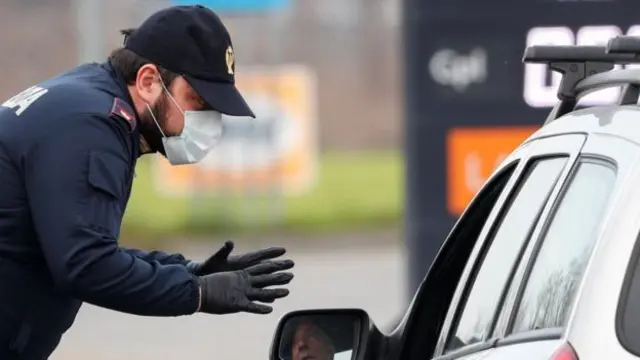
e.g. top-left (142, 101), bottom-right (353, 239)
top-left (108, 29), bottom-right (179, 86)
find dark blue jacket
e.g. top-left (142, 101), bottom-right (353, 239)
top-left (0, 61), bottom-right (200, 359)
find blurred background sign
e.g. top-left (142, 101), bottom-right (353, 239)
top-left (170, 0), bottom-right (291, 13)
top-left (404, 0), bottom-right (640, 295)
top-left (152, 65), bottom-right (318, 197)
top-left (445, 126), bottom-right (537, 215)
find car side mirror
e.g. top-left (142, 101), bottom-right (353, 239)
top-left (269, 308), bottom-right (381, 360)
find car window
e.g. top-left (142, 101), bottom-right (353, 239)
top-left (510, 160), bottom-right (616, 334)
top-left (403, 161), bottom-right (522, 360)
top-left (445, 157), bottom-right (568, 353)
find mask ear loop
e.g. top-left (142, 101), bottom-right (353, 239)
top-left (146, 77), bottom-right (184, 139)
top-left (159, 77), bottom-right (185, 116)
top-left (145, 102), bottom-right (167, 138)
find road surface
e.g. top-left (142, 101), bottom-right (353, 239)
top-left (51, 235), bottom-right (407, 360)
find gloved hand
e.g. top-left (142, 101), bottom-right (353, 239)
top-left (198, 259), bottom-right (294, 315)
top-left (186, 241), bottom-right (287, 276)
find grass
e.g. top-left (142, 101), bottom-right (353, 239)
top-left (120, 150), bottom-right (404, 243)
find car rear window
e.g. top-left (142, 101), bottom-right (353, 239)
top-left (510, 160), bottom-right (616, 334)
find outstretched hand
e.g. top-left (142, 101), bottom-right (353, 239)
top-left (198, 259), bottom-right (295, 315)
top-left (187, 241), bottom-right (288, 276)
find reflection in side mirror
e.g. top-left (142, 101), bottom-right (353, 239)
top-left (270, 309), bottom-right (375, 360)
top-left (279, 313), bottom-right (358, 360)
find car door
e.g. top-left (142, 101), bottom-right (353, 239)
top-left (394, 133), bottom-right (586, 360)
top-left (425, 133), bottom-right (588, 360)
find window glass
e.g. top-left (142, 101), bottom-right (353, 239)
top-left (404, 159), bottom-right (520, 359)
top-left (445, 157), bottom-right (567, 352)
top-left (511, 161), bottom-right (616, 333)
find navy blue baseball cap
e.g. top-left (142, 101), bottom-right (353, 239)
top-left (124, 5), bottom-right (255, 118)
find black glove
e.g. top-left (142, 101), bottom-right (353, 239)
top-left (198, 259), bottom-right (294, 315)
top-left (186, 241), bottom-right (287, 276)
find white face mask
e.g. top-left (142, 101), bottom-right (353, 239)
top-left (146, 80), bottom-right (223, 165)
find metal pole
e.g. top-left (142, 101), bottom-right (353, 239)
top-left (402, 0), bottom-right (443, 300)
top-left (240, 15), bottom-right (258, 228)
top-left (402, 0), bottom-right (457, 301)
top-left (74, 0), bottom-right (104, 64)
top-left (266, 9), bottom-right (287, 227)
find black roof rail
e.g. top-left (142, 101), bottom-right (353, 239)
top-left (607, 35), bottom-right (640, 55)
top-left (522, 45), bottom-right (640, 124)
top-left (524, 45), bottom-right (638, 63)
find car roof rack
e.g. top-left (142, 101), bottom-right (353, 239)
top-left (522, 42), bottom-right (640, 125)
top-left (607, 35), bottom-right (640, 55)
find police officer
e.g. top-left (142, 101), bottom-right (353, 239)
top-left (0, 5), bottom-right (294, 359)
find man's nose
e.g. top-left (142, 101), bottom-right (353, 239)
top-left (294, 340), bottom-right (308, 351)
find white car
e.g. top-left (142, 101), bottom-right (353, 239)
top-left (267, 36), bottom-right (640, 360)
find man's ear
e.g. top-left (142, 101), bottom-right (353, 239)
top-left (135, 64), bottom-right (162, 103)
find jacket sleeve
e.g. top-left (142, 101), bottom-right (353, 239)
top-left (23, 113), bottom-right (199, 316)
top-left (121, 247), bottom-right (190, 266)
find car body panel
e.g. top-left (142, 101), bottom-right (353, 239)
top-left (480, 339), bottom-right (562, 360)
top-left (566, 134), bottom-right (640, 360)
top-left (526, 105), bottom-right (640, 147)
top-left (455, 348), bottom-right (493, 360)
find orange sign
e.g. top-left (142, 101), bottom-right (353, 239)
top-left (446, 126), bottom-right (538, 215)
top-left (152, 65), bottom-right (318, 197)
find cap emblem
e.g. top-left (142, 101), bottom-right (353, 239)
top-left (225, 46), bottom-right (235, 75)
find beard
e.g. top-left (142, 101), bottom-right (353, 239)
top-left (139, 92), bottom-right (170, 156)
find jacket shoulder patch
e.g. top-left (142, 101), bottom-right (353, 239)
top-left (109, 98), bottom-right (137, 132)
